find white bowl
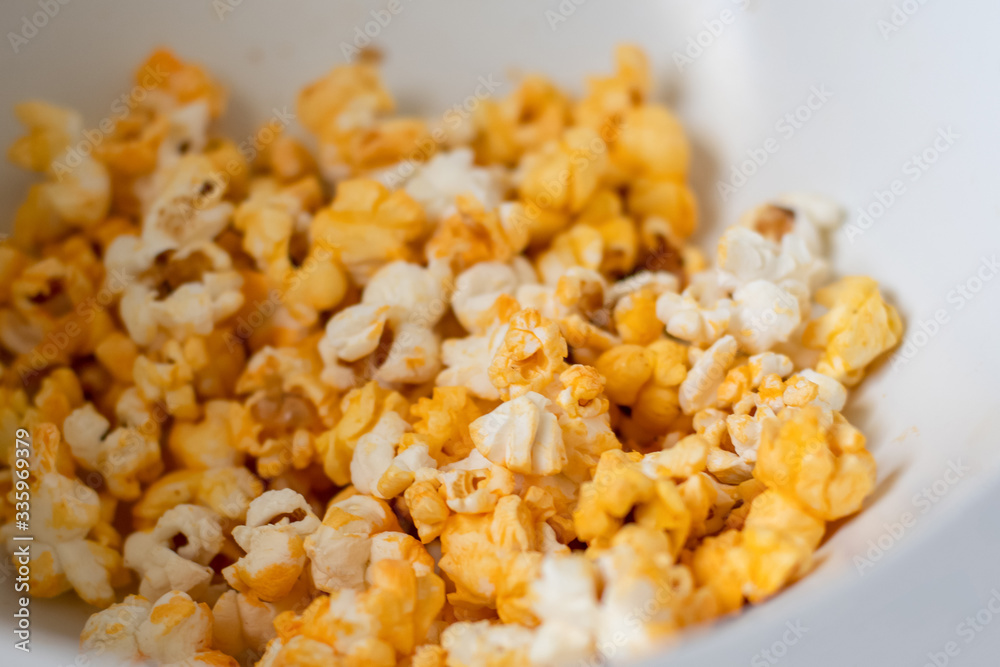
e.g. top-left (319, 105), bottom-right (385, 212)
top-left (2, 1), bottom-right (1000, 665)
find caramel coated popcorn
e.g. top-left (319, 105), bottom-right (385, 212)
top-left (0, 47), bottom-right (901, 667)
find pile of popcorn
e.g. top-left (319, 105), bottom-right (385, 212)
top-left (0, 46), bottom-right (902, 666)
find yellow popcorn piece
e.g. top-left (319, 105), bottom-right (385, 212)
top-left (627, 177), bottom-right (698, 241)
top-left (426, 195), bottom-right (530, 275)
top-left (224, 489), bottom-right (320, 602)
top-left (411, 386), bottom-right (486, 465)
top-left (310, 179), bottom-right (426, 284)
top-left (574, 449), bottom-right (690, 553)
top-left (488, 308), bottom-right (568, 400)
top-left (803, 276), bottom-right (903, 386)
top-left (473, 74), bottom-right (571, 166)
top-left (315, 381), bottom-right (409, 486)
top-left (141, 48), bottom-right (228, 117)
top-left (754, 405), bottom-right (876, 521)
top-left (518, 127), bottom-right (609, 218)
top-left (439, 495), bottom-right (561, 611)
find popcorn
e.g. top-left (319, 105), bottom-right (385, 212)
top-left (231, 345), bottom-right (331, 478)
top-left (678, 335), bottom-right (739, 415)
top-left (451, 259), bottom-right (535, 334)
top-left (81, 590), bottom-right (237, 666)
top-left (655, 272), bottom-right (733, 346)
top-left (573, 450), bottom-right (690, 553)
top-left (2, 424), bottom-right (127, 607)
top-left (62, 392), bottom-right (163, 501)
top-left (168, 400), bottom-right (246, 469)
top-left (438, 450), bottom-right (517, 514)
top-left (426, 195), bottom-right (529, 274)
top-left (473, 74), bottom-right (570, 166)
top-left (803, 276), bottom-right (902, 385)
top-left (488, 308), bottom-right (568, 400)
top-left (3, 47), bottom-right (900, 667)
top-left (318, 260), bottom-right (447, 387)
top-left (315, 381), bottom-right (409, 486)
top-left (124, 504), bottom-right (224, 601)
top-left (264, 557), bottom-right (445, 666)
top-left (351, 411), bottom-right (436, 499)
top-left (132, 467), bottom-right (263, 531)
top-left (304, 494), bottom-right (401, 593)
top-left (729, 279), bottom-right (802, 354)
top-left (403, 148), bottom-right (508, 221)
top-left (224, 489), bottom-right (320, 601)
top-left (411, 386), bottom-right (485, 465)
top-left (496, 552), bottom-right (600, 664)
top-left (310, 179), bottom-right (426, 284)
top-left (517, 127), bottom-right (609, 216)
top-left (551, 365), bottom-right (622, 483)
top-left (437, 318), bottom-right (511, 400)
top-left (439, 495), bottom-right (563, 610)
top-left (470, 392), bottom-right (566, 476)
top-left (754, 406), bottom-right (876, 521)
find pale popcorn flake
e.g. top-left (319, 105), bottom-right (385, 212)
top-left (470, 391), bottom-right (567, 476)
top-left (403, 148), bottom-right (508, 221)
top-left (679, 334), bottom-right (739, 414)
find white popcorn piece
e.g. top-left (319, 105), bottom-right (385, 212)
top-left (351, 411), bottom-right (436, 499)
top-left (63, 391), bottom-right (162, 501)
top-left (137, 155), bottom-right (234, 262)
top-left (80, 594), bottom-right (152, 663)
top-left (746, 351), bottom-right (795, 385)
top-left (438, 450), bottom-right (516, 513)
top-left (124, 504), bottom-right (224, 601)
top-left (224, 490), bottom-right (320, 602)
top-left (470, 392), bottom-right (567, 476)
top-left (437, 322), bottom-right (510, 400)
top-left (304, 495), bottom-right (398, 593)
top-left (119, 269), bottom-right (244, 347)
top-left (441, 621), bottom-right (535, 667)
top-left (135, 591), bottom-right (214, 665)
top-left (451, 259), bottom-right (534, 334)
top-left (403, 148), bottom-right (508, 221)
top-left (319, 261), bottom-right (448, 386)
top-left (656, 272), bottom-right (733, 346)
top-left (729, 279), bottom-right (802, 354)
top-left (322, 303), bottom-right (390, 363)
top-left (366, 531), bottom-right (435, 580)
top-left (679, 334), bottom-right (739, 415)
top-left (799, 368), bottom-right (848, 411)
top-left (361, 260), bottom-right (448, 318)
top-left (604, 270), bottom-right (680, 308)
top-left (519, 554), bottom-right (601, 666)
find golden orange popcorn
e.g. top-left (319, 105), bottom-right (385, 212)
top-left (0, 47), bottom-right (900, 667)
